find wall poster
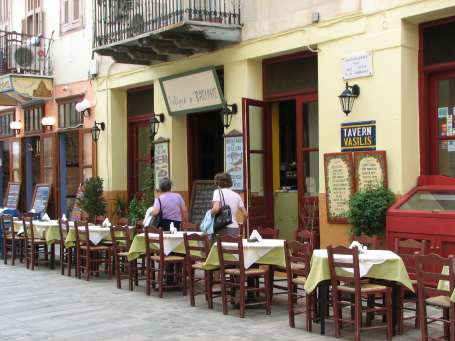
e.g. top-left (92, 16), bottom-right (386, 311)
top-left (224, 130), bottom-right (244, 191)
top-left (354, 151), bottom-right (388, 191)
top-left (324, 153), bottom-right (355, 224)
top-left (154, 137), bottom-right (170, 190)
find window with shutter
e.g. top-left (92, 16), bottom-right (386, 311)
top-left (23, 0), bottom-right (43, 35)
top-left (61, 0), bottom-right (84, 33)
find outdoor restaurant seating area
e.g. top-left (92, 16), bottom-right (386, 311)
top-left (1, 214), bottom-right (454, 341)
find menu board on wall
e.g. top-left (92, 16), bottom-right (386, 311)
top-left (324, 153), bottom-right (355, 224)
top-left (354, 151), bottom-right (388, 191)
top-left (4, 182), bottom-right (21, 209)
top-left (224, 130), bottom-right (244, 191)
top-left (189, 180), bottom-right (217, 225)
top-left (154, 137), bottom-right (170, 190)
top-left (32, 184), bottom-right (52, 214)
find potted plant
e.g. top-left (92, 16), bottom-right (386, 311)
top-left (113, 195), bottom-right (128, 223)
top-left (348, 186), bottom-right (395, 238)
top-left (77, 176), bottom-right (107, 223)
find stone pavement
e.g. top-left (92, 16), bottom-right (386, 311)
top-left (0, 263), bottom-right (428, 341)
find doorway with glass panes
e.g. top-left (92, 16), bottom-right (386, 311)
top-left (243, 52), bottom-right (319, 240)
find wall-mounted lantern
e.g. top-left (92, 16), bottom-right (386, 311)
top-left (41, 116), bottom-right (56, 131)
top-left (91, 121), bottom-right (105, 143)
top-left (220, 103), bottom-right (238, 129)
top-left (10, 120), bottom-right (23, 135)
top-left (150, 113), bottom-right (165, 141)
top-left (338, 82), bottom-right (360, 116)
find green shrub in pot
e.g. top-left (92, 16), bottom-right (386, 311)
top-left (348, 186), bottom-right (395, 237)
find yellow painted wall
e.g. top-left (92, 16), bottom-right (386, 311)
top-left (95, 0), bottom-right (455, 244)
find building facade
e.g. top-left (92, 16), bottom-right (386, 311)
top-left (0, 0), bottom-right (96, 216)
top-left (93, 0), bottom-right (455, 248)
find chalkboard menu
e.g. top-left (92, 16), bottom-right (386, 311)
top-left (324, 153), bottom-right (355, 224)
top-left (4, 182), bottom-right (21, 209)
top-left (189, 180), bottom-right (217, 225)
top-left (354, 151), bottom-right (388, 191)
top-left (32, 184), bottom-right (52, 214)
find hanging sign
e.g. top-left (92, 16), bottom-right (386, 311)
top-left (159, 66), bottom-right (224, 116)
top-left (4, 182), bottom-right (21, 209)
top-left (324, 153), bottom-right (355, 224)
top-left (354, 151), bottom-right (388, 191)
top-left (224, 130), bottom-right (244, 191)
top-left (341, 120), bottom-right (376, 152)
top-left (342, 51), bottom-right (373, 80)
top-left (32, 184), bottom-right (52, 214)
top-left (154, 137), bottom-right (170, 190)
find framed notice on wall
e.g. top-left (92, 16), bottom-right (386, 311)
top-left (32, 184), bottom-right (52, 214)
top-left (224, 130), bottom-right (244, 191)
top-left (154, 137), bottom-right (170, 190)
top-left (354, 151), bottom-right (388, 191)
top-left (324, 153), bottom-right (355, 224)
top-left (4, 181), bottom-right (21, 209)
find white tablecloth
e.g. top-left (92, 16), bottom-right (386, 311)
top-left (220, 239), bottom-right (285, 269)
top-left (313, 249), bottom-right (400, 277)
top-left (143, 231), bottom-right (203, 256)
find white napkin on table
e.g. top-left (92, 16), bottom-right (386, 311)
top-left (349, 240), bottom-right (367, 253)
top-left (102, 218), bottom-right (111, 227)
top-left (249, 229), bottom-right (263, 242)
top-left (61, 214), bottom-right (67, 221)
top-left (41, 213), bottom-right (50, 221)
top-left (170, 222), bottom-right (177, 234)
top-left (30, 209), bottom-right (36, 213)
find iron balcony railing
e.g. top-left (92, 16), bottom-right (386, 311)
top-left (0, 31), bottom-right (53, 77)
top-left (94, 0), bottom-right (241, 48)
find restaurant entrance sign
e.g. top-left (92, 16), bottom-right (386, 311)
top-left (341, 120), bottom-right (376, 152)
top-left (159, 66), bottom-right (225, 116)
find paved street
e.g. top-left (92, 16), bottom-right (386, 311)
top-left (0, 263), bottom-right (426, 341)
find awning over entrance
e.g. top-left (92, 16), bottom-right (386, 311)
top-left (0, 74), bottom-right (53, 105)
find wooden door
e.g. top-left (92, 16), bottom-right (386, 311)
top-left (41, 132), bottom-right (58, 216)
top-left (128, 116), bottom-right (153, 197)
top-left (243, 98), bottom-right (273, 230)
top-left (296, 95), bottom-right (320, 229)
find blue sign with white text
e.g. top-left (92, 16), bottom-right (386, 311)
top-left (341, 120), bottom-right (376, 152)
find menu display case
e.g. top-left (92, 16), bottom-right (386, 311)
top-left (387, 182), bottom-right (455, 257)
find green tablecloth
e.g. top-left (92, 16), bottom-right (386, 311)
top-left (13, 220), bottom-right (60, 246)
top-left (437, 266), bottom-right (455, 303)
top-left (127, 234), bottom-right (187, 261)
top-left (304, 250), bottom-right (414, 294)
top-left (202, 242), bottom-right (286, 271)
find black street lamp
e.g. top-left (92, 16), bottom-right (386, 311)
top-left (339, 82), bottom-right (360, 116)
top-left (220, 103), bottom-right (238, 129)
top-left (150, 113), bottom-right (165, 141)
top-left (91, 121), bottom-right (105, 143)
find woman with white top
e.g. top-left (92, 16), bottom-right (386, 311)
top-left (211, 172), bottom-right (248, 236)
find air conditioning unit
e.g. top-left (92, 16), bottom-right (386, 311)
top-left (8, 44), bottom-right (41, 73)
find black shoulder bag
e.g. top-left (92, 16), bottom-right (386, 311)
top-left (150, 198), bottom-right (162, 228)
top-left (213, 189), bottom-right (232, 232)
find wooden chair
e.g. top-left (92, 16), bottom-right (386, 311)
top-left (327, 245), bottom-right (392, 341)
top-left (95, 215), bottom-right (106, 225)
top-left (256, 226), bottom-right (279, 239)
top-left (58, 219), bottom-right (74, 276)
top-left (181, 222), bottom-right (199, 232)
top-left (216, 234), bottom-right (271, 318)
top-left (183, 232), bottom-right (219, 308)
top-left (351, 234), bottom-right (381, 249)
top-left (2, 214), bottom-right (24, 265)
top-left (144, 226), bottom-right (186, 298)
top-left (110, 225), bottom-right (134, 290)
top-left (415, 253), bottom-right (455, 341)
top-left (285, 240), bottom-right (314, 331)
top-left (74, 221), bottom-right (112, 281)
top-left (117, 217), bottom-right (129, 226)
top-left (23, 215), bottom-right (51, 270)
top-left (394, 238), bottom-right (429, 334)
top-left (295, 229), bottom-right (318, 251)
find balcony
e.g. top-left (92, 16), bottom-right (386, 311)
top-left (93, 0), bottom-right (242, 65)
top-left (0, 31), bottom-right (53, 106)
